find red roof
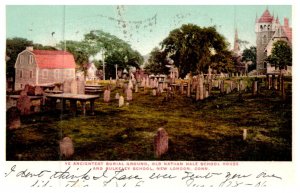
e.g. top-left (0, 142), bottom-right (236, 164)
top-left (32, 50), bottom-right (76, 69)
top-left (258, 9), bottom-right (274, 23)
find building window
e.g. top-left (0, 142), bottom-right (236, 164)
top-left (29, 55), bottom-right (34, 64)
top-left (19, 70), bottom-right (23, 78)
top-left (42, 69), bottom-right (48, 79)
top-left (30, 71), bottom-right (33, 78)
top-left (20, 84), bottom-right (23, 89)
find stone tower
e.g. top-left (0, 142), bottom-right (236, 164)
top-left (255, 9), bottom-right (276, 71)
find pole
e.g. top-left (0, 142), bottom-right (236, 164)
top-left (115, 64), bottom-right (118, 80)
top-left (102, 50), bottom-right (105, 80)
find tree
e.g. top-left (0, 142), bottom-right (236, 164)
top-left (210, 50), bottom-right (235, 73)
top-left (57, 40), bottom-right (90, 72)
top-left (161, 24), bottom-right (230, 77)
top-left (266, 40), bottom-right (292, 70)
top-left (6, 38), bottom-right (33, 78)
top-left (242, 46), bottom-right (256, 72)
top-left (84, 30), bottom-right (143, 79)
top-left (144, 47), bottom-right (170, 75)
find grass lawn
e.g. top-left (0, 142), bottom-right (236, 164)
top-left (6, 77), bottom-right (292, 161)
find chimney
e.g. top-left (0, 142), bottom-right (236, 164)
top-left (284, 18), bottom-right (289, 27)
top-left (26, 46), bottom-right (33, 51)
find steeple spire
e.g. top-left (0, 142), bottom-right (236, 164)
top-left (233, 28), bottom-right (240, 55)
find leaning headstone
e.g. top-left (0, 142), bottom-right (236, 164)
top-left (115, 92), bottom-right (120, 100)
top-left (70, 79), bottom-right (78, 94)
top-left (119, 96), bottom-right (124, 107)
top-left (103, 89), bottom-right (111, 102)
top-left (126, 88), bottom-right (133, 101)
top-left (6, 107), bottom-right (21, 130)
top-left (59, 137), bottom-right (74, 159)
top-left (17, 94), bottom-right (31, 115)
top-left (154, 128), bottom-right (169, 158)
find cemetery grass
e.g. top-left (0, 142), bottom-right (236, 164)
top-left (6, 80), bottom-right (292, 161)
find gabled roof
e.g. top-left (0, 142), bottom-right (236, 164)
top-left (258, 9), bottom-right (274, 23)
top-left (32, 50), bottom-right (76, 69)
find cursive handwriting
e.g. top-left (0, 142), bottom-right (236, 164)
top-left (4, 165), bottom-right (284, 188)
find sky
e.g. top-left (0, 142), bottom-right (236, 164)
top-left (6, 5), bottom-right (292, 56)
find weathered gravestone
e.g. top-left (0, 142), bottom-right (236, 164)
top-left (252, 81), bottom-right (258, 96)
top-left (59, 136), bottom-right (74, 159)
top-left (17, 94), bottom-right (31, 115)
top-left (7, 107), bottom-right (21, 130)
top-left (152, 89), bottom-right (157, 96)
top-left (154, 128), bottom-right (169, 158)
top-left (104, 89), bottom-right (111, 102)
top-left (135, 84), bottom-right (139, 93)
top-left (126, 88), bottom-right (133, 101)
top-left (115, 92), bottom-right (120, 100)
top-left (128, 80), bottom-right (133, 90)
top-left (26, 85), bottom-right (44, 96)
top-left (119, 96), bottom-right (124, 107)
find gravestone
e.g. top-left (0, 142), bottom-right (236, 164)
top-left (220, 80), bottom-right (225, 93)
top-left (103, 89), bottom-right (111, 102)
top-left (205, 90), bottom-right (209, 98)
top-left (6, 107), bottom-right (21, 130)
top-left (135, 84), bottom-right (139, 93)
top-left (128, 80), bottom-right (133, 90)
top-left (27, 86), bottom-right (43, 96)
top-left (187, 81), bottom-right (191, 97)
top-left (17, 94), bottom-right (31, 115)
top-left (146, 76), bottom-right (150, 88)
top-left (154, 128), bottom-right (169, 158)
top-left (152, 89), bottom-right (157, 96)
top-left (126, 88), bottom-right (133, 101)
top-left (226, 87), bottom-right (231, 94)
top-left (141, 78), bottom-right (145, 87)
top-left (59, 137), bottom-right (74, 159)
top-left (199, 77), bottom-right (204, 100)
top-left (196, 84), bottom-right (200, 101)
top-left (53, 85), bottom-right (60, 92)
top-left (70, 79), bottom-right (78, 94)
top-left (115, 92), bottom-right (120, 100)
top-left (252, 81), bottom-right (258, 96)
top-left (119, 96), bottom-right (124, 107)
top-left (63, 79), bottom-right (72, 93)
top-left (243, 129), bottom-right (247, 140)
top-left (77, 80), bottom-right (85, 94)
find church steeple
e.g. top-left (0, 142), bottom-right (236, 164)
top-left (233, 28), bottom-right (240, 55)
